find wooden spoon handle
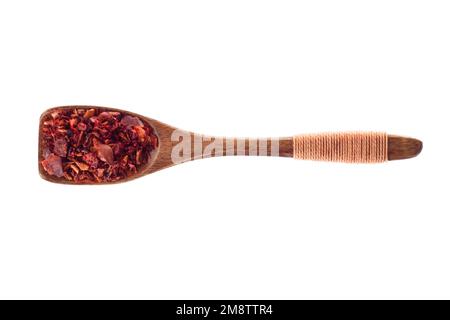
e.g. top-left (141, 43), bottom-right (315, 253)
top-left (190, 136), bottom-right (293, 159)
top-left (169, 131), bottom-right (421, 164)
top-left (169, 132), bottom-right (293, 164)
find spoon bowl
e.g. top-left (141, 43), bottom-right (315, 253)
top-left (39, 106), bottom-right (165, 184)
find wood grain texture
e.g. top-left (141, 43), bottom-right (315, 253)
top-left (144, 119), bottom-right (294, 175)
top-left (387, 135), bottom-right (423, 160)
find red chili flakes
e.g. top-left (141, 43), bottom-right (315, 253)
top-left (41, 154), bottom-right (64, 178)
top-left (121, 115), bottom-right (144, 127)
top-left (82, 152), bottom-right (99, 168)
top-left (95, 143), bottom-right (114, 165)
top-left (40, 108), bottom-right (158, 183)
top-left (53, 138), bottom-right (67, 157)
top-left (77, 122), bottom-right (87, 131)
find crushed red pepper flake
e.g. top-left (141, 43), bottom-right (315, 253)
top-left (95, 143), bottom-right (114, 165)
top-left (42, 154), bottom-right (64, 178)
top-left (54, 138), bottom-right (67, 157)
top-left (40, 108), bottom-right (158, 183)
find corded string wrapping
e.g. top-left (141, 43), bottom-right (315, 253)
top-left (293, 132), bottom-right (388, 163)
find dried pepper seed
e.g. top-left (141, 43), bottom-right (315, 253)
top-left (40, 108), bottom-right (158, 183)
top-left (133, 126), bottom-right (147, 143)
top-left (83, 108), bottom-right (95, 119)
top-left (68, 163), bottom-right (80, 174)
top-left (75, 161), bottom-right (89, 171)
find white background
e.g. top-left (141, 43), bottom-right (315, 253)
top-left (0, 0), bottom-right (449, 299)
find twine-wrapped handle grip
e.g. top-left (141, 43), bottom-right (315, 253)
top-left (293, 132), bottom-right (388, 163)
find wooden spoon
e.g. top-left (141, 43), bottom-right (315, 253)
top-left (39, 106), bottom-right (422, 184)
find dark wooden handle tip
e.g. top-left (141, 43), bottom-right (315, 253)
top-left (388, 135), bottom-right (422, 161)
